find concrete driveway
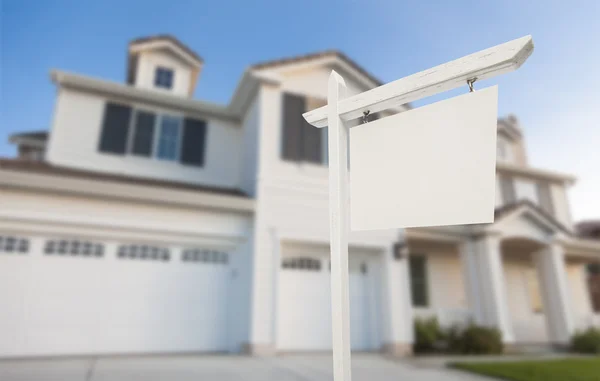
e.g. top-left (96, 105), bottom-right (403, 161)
top-left (0, 354), bottom-right (489, 381)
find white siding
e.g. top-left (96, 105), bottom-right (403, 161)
top-left (247, 68), bottom-right (407, 350)
top-left (0, 190), bottom-right (251, 246)
top-left (551, 183), bottom-right (573, 229)
top-left (280, 66), bottom-right (366, 99)
top-left (135, 49), bottom-right (193, 97)
top-left (47, 88), bottom-right (242, 189)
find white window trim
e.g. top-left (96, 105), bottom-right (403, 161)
top-left (154, 66), bottom-right (175, 90)
top-left (125, 107), bottom-right (184, 162)
top-left (155, 114), bottom-right (183, 162)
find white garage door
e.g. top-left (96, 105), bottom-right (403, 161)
top-left (0, 234), bottom-right (231, 357)
top-left (277, 250), bottom-right (379, 351)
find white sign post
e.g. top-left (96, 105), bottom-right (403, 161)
top-left (303, 36), bottom-right (534, 381)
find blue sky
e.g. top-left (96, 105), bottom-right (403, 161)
top-left (1, 0), bottom-right (599, 221)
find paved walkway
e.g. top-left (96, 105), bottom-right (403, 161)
top-left (0, 354), bottom-right (490, 381)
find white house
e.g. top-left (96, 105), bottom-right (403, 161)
top-left (1, 35), bottom-right (599, 358)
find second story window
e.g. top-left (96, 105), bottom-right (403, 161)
top-left (154, 67), bottom-right (174, 89)
top-left (157, 115), bottom-right (182, 161)
top-left (281, 93), bottom-right (325, 165)
top-left (98, 102), bottom-right (206, 167)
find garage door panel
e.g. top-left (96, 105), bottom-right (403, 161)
top-left (277, 251), bottom-right (379, 352)
top-left (278, 270), bottom-right (332, 350)
top-left (0, 238), bottom-right (232, 357)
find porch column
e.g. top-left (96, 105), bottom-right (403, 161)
top-left (535, 243), bottom-right (574, 345)
top-left (459, 240), bottom-right (485, 325)
top-left (476, 234), bottom-right (515, 343)
top-left (381, 244), bottom-right (413, 356)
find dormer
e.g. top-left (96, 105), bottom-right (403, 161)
top-left (126, 35), bottom-right (203, 98)
top-left (497, 115), bottom-right (528, 166)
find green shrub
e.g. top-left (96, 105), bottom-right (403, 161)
top-left (414, 317), bottom-right (444, 353)
top-left (447, 323), bottom-right (503, 355)
top-left (571, 327), bottom-right (600, 354)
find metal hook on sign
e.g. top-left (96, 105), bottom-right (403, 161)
top-left (467, 77), bottom-right (477, 92)
top-left (362, 110), bottom-right (371, 124)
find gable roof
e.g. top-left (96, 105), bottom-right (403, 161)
top-left (9, 130), bottom-right (48, 142)
top-left (127, 35), bottom-right (204, 89)
top-left (494, 199), bottom-right (573, 236)
top-left (129, 35), bottom-right (204, 64)
top-left (576, 220), bottom-right (600, 239)
top-left (250, 50), bottom-right (383, 87)
top-left (497, 116), bottom-right (523, 140)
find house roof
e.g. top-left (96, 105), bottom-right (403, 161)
top-left (0, 158), bottom-right (249, 198)
top-left (51, 70), bottom-right (235, 121)
top-left (497, 115), bottom-right (523, 139)
top-left (9, 131), bottom-right (48, 142)
top-left (496, 161), bottom-right (576, 185)
top-left (250, 50), bottom-right (383, 87)
top-left (129, 35), bottom-right (204, 64)
top-left (576, 220), bottom-right (600, 239)
top-left (494, 199), bottom-right (573, 235)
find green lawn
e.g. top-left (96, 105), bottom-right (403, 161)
top-left (451, 358), bottom-right (600, 381)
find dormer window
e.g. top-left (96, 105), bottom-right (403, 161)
top-left (154, 67), bottom-right (174, 89)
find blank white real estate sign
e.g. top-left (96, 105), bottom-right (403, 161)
top-left (350, 86), bottom-right (498, 231)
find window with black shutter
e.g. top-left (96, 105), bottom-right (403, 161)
top-left (281, 93), bottom-right (305, 161)
top-left (281, 93), bottom-right (324, 164)
top-left (98, 103), bottom-right (132, 154)
top-left (180, 118), bottom-right (207, 166)
top-left (130, 111), bottom-right (156, 156)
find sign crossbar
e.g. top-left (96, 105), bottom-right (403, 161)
top-left (304, 35), bottom-right (533, 128)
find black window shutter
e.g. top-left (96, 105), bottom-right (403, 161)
top-left (302, 114), bottom-right (322, 164)
top-left (98, 103), bottom-right (132, 155)
top-left (409, 255), bottom-right (429, 307)
top-left (131, 111), bottom-right (156, 156)
top-left (281, 93), bottom-right (305, 161)
top-left (181, 118), bottom-right (207, 166)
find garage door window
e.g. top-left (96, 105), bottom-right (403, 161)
top-left (117, 244), bottom-right (170, 262)
top-left (44, 239), bottom-right (104, 257)
top-left (282, 257), bottom-right (321, 271)
top-left (182, 249), bottom-right (228, 264)
top-left (0, 235), bottom-right (29, 254)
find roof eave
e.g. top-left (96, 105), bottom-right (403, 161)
top-left (51, 70), bottom-right (237, 123)
top-left (0, 165), bottom-right (254, 213)
top-left (496, 162), bottom-right (577, 185)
